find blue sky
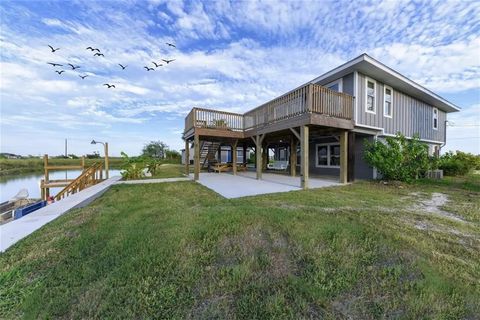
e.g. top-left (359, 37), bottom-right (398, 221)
top-left (1, 0), bottom-right (479, 156)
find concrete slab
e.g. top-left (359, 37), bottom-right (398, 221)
top-left (191, 172), bottom-right (342, 199)
top-left (0, 176), bottom-right (121, 252)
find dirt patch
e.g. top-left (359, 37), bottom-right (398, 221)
top-left (410, 192), bottom-right (466, 222)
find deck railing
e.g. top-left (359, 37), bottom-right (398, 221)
top-left (184, 83), bottom-right (353, 134)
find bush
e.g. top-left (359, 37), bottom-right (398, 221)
top-left (438, 151), bottom-right (480, 176)
top-left (120, 152), bottom-right (145, 180)
top-left (364, 133), bottom-right (434, 182)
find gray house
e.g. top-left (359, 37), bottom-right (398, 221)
top-left (182, 54), bottom-right (460, 187)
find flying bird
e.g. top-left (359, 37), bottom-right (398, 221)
top-left (162, 59), bottom-right (175, 64)
top-left (103, 83), bottom-right (115, 88)
top-left (67, 63), bottom-right (81, 70)
top-left (92, 48), bottom-right (101, 52)
top-left (86, 46), bottom-right (94, 51)
top-left (48, 45), bottom-right (60, 52)
top-left (55, 70), bottom-right (65, 74)
top-left (166, 42), bottom-right (176, 48)
top-left (144, 66), bottom-right (154, 71)
top-left (151, 61), bottom-right (163, 68)
top-left (118, 64), bottom-right (127, 70)
top-left (94, 53), bottom-right (104, 57)
top-left (47, 62), bottom-right (63, 67)
top-left (79, 75), bottom-right (89, 79)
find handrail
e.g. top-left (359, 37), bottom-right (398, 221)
top-left (183, 83), bottom-right (354, 134)
top-left (54, 162), bottom-right (104, 201)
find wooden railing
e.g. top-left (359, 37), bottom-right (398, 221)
top-left (54, 162), bottom-right (104, 201)
top-left (184, 83), bottom-right (353, 134)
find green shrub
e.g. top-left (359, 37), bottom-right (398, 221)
top-left (438, 151), bottom-right (480, 176)
top-left (120, 152), bottom-right (145, 180)
top-left (364, 133), bottom-right (434, 182)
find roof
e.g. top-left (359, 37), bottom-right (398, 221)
top-left (309, 53), bottom-right (460, 113)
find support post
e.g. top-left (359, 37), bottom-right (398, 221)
top-left (232, 140), bottom-right (238, 175)
top-left (290, 139), bottom-right (297, 177)
top-left (340, 130), bottom-right (348, 184)
top-left (194, 134), bottom-right (200, 181)
top-left (262, 144), bottom-right (268, 170)
top-left (347, 132), bottom-right (355, 182)
top-left (185, 140), bottom-right (190, 176)
top-left (105, 142), bottom-right (109, 179)
top-left (243, 145), bottom-right (247, 165)
top-left (43, 154), bottom-right (49, 200)
top-left (256, 135), bottom-right (262, 179)
top-left (300, 126), bottom-right (309, 189)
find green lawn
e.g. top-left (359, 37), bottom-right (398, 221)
top-left (149, 164), bottom-right (187, 179)
top-left (0, 175), bottom-right (479, 319)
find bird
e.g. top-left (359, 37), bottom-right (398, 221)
top-left (92, 48), bottom-right (101, 52)
top-left (47, 62), bottom-right (63, 67)
top-left (118, 64), bottom-right (127, 70)
top-left (151, 61), bottom-right (163, 68)
top-left (162, 59), bottom-right (175, 64)
top-left (55, 70), bottom-right (65, 74)
top-left (79, 75), bottom-right (89, 79)
top-left (103, 83), bottom-right (115, 88)
top-left (86, 46), bottom-right (94, 51)
top-left (94, 53), bottom-right (104, 57)
top-left (144, 66), bottom-right (154, 71)
top-left (48, 45), bottom-right (60, 52)
top-left (67, 63), bottom-right (81, 70)
top-left (166, 42), bottom-right (176, 48)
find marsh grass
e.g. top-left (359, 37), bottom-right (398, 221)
top-left (0, 176), bottom-right (478, 319)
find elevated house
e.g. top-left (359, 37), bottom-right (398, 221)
top-left (182, 54), bottom-right (460, 188)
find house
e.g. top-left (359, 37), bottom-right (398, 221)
top-left (182, 54), bottom-right (460, 188)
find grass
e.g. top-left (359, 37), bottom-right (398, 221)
top-left (0, 158), bottom-right (123, 176)
top-left (149, 164), bottom-right (187, 179)
top-left (0, 175), bottom-right (479, 319)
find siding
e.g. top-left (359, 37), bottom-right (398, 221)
top-left (354, 134), bottom-right (374, 180)
top-left (314, 72), bottom-right (354, 95)
top-left (356, 73), bottom-right (445, 142)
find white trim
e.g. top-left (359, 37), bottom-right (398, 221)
top-left (353, 71), bottom-right (358, 123)
top-left (383, 85), bottom-right (393, 118)
top-left (309, 54), bottom-right (460, 112)
top-left (355, 124), bottom-right (383, 131)
top-left (315, 143), bottom-right (341, 168)
top-left (432, 107), bottom-right (439, 130)
top-left (325, 78), bottom-right (343, 93)
top-left (365, 77), bottom-right (376, 114)
top-left (381, 133), bottom-right (443, 144)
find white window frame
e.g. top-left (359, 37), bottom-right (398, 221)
top-left (383, 85), bottom-right (393, 118)
top-left (365, 77), bottom-right (377, 114)
top-left (432, 107), bottom-right (438, 130)
top-left (315, 143), bottom-right (340, 168)
top-left (325, 78), bottom-right (343, 93)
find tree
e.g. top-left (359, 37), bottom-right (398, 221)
top-left (142, 141), bottom-right (168, 159)
top-left (364, 133), bottom-right (433, 182)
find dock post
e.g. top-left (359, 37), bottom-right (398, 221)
top-left (43, 154), bottom-right (50, 200)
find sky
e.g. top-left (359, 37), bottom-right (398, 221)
top-left (0, 0), bottom-right (479, 157)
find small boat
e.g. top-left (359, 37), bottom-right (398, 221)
top-left (0, 189), bottom-right (43, 224)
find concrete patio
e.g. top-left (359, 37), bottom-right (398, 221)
top-left (191, 172), bottom-right (342, 199)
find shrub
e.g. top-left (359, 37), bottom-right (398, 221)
top-left (364, 133), bottom-right (434, 182)
top-left (438, 151), bottom-right (480, 176)
top-left (120, 152), bottom-right (145, 180)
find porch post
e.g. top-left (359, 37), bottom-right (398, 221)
top-left (242, 145), bottom-right (247, 165)
top-left (185, 139), bottom-right (190, 176)
top-left (300, 125), bottom-right (309, 189)
top-left (256, 135), bottom-right (262, 179)
top-left (340, 130), bottom-right (348, 184)
top-left (232, 140), bottom-right (238, 175)
top-left (347, 132), bottom-right (355, 182)
top-left (194, 134), bottom-right (200, 181)
top-left (262, 144), bottom-right (268, 170)
top-left (290, 139), bottom-right (297, 177)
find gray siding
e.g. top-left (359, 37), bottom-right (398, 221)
top-left (315, 72), bottom-right (354, 96)
top-left (354, 134), bottom-right (374, 180)
top-left (356, 73), bottom-right (446, 142)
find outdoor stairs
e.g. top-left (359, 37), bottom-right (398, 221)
top-left (200, 141), bottom-right (220, 168)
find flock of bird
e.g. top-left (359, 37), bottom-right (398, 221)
top-left (46, 43), bottom-right (177, 89)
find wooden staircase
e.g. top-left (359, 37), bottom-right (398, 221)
top-left (54, 162), bottom-right (104, 201)
top-left (200, 141), bottom-right (221, 168)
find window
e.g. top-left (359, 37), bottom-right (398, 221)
top-left (325, 79), bottom-right (343, 92)
top-left (365, 78), bottom-right (376, 113)
top-left (433, 108), bottom-right (438, 130)
top-left (316, 143), bottom-right (340, 168)
top-left (384, 85), bottom-right (393, 117)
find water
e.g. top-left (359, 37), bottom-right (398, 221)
top-left (0, 170), bottom-right (121, 202)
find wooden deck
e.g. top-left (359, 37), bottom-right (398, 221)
top-left (183, 83), bottom-right (354, 140)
